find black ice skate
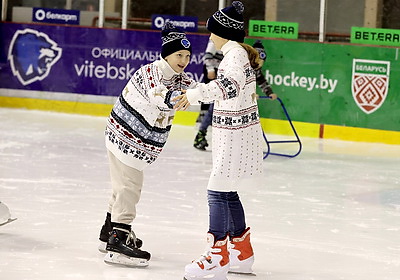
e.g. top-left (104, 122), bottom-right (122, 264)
top-left (104, 225), bottom-right (150, 267)
top-left (194, 130), bottom-right (208, 151)
top-left (98, 213), bottom-right (142, 253)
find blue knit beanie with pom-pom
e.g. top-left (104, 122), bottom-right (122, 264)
top-left (253, 40), bottom-right (267, 60)
top-left (161, 22), bottom-right (192, 58)
top-left (206, 1), bottom-right (246, 43)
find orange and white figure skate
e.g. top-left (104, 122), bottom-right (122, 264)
top-left (184, 233), bottom-right (230, 280)
top-left (229, 227), bottom-right (254, 274)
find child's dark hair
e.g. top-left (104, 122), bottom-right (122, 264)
top-left (238, 43), bottom-right (263, 69)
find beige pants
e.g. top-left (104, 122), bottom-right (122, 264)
top-left (107, 151), bottom-right (143, 225)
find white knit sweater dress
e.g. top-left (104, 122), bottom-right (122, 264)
top-left (186, 41), bottom-right (264, 192)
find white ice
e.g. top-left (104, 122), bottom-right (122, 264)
top-left (0, 108), bottom-right (399, 280)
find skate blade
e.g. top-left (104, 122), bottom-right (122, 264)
top-left (228, 271), bottom-right (256, 276)
top-left (104, 252), bottom-right (149, 267)
top-left (193, 146), bottom-right (211, 152)
top-left (184, 277), bottom-right (227, 280)
top-left (0, 218), bottom-right (17, 226)
top-left (183, 273), bottom-right (228, 280)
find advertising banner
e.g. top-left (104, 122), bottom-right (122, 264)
top-left (248, 20), bottom-right (298, 39)
top-left (151, 14), bottom-right (198, 32)
top-left (0, 22), bottom-right (399, 133)
top-left (246, 38), bottom-right (400, 132)
top-left (32, 7), bottom-right (80, 25)
top-left (351, 26), bottom-right (400, 47)
top-left (0, 22), bottom-right (207, 97)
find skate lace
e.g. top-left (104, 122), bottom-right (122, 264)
top-left (126, 230), bottom-right (138, 246)
top-left (115, 227), bottom-right (139, 247)
top-left (194, 251), bottom-right (212, 264)
top-left (194, 247), bottom-right (220, 264)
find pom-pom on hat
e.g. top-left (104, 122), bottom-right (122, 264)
top-left (206, 1), bottom-right (246, 43)
top-left (161, 22), bottom-right (192, 58)
top-left (253, 40), bottom-right (267, 61)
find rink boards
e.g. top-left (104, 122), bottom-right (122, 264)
top-left (0, 22), bottom-right (399, 145)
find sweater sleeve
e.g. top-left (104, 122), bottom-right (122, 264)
top-left (204, 40), bottom-right (217, 73)
top-left (255, 68), bottom-right (273, 96)
top-left (129, 64), bottom-right (179, 109)
top-left (186, 48), bottom-right (246, 104)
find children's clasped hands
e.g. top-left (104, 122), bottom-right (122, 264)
top-left (172, 90), bottom-right (190, 111)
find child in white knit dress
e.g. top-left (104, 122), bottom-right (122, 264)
top-left (174, 1), bottom-right (264, 279)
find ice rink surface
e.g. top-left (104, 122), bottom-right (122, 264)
top-left (0, 108), bottom-right (399, 280)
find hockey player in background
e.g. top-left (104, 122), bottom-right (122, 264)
top-left (252, 39), bottom-right (278, 101)
top-left (193, 39), bottom-right (222, 150)
top-left (97, 22), bottom-right (197, 267)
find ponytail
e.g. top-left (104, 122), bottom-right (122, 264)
top-left (238, 43), bottom-right (263, 70)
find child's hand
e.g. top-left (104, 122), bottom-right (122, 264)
top-left (172, 93), bottom-right (190, 111)
top-left (269, 93), bottom-right (278, 100)
top-left (207, 70), bottom-right (216, 80)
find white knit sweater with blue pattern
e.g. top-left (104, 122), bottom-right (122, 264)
top-left (105, 57), bottom-right (198, 170)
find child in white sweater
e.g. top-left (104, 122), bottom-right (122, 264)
top-left (98, 22), bottom-right (197, 267)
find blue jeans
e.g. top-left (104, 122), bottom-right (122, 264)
top-left (199, 103), bottom-right (214, 131)
top-left (207, 190), bottom-right (246, 241)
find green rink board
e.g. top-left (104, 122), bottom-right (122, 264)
top-left (247, 38), bottom-right (400, 132)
